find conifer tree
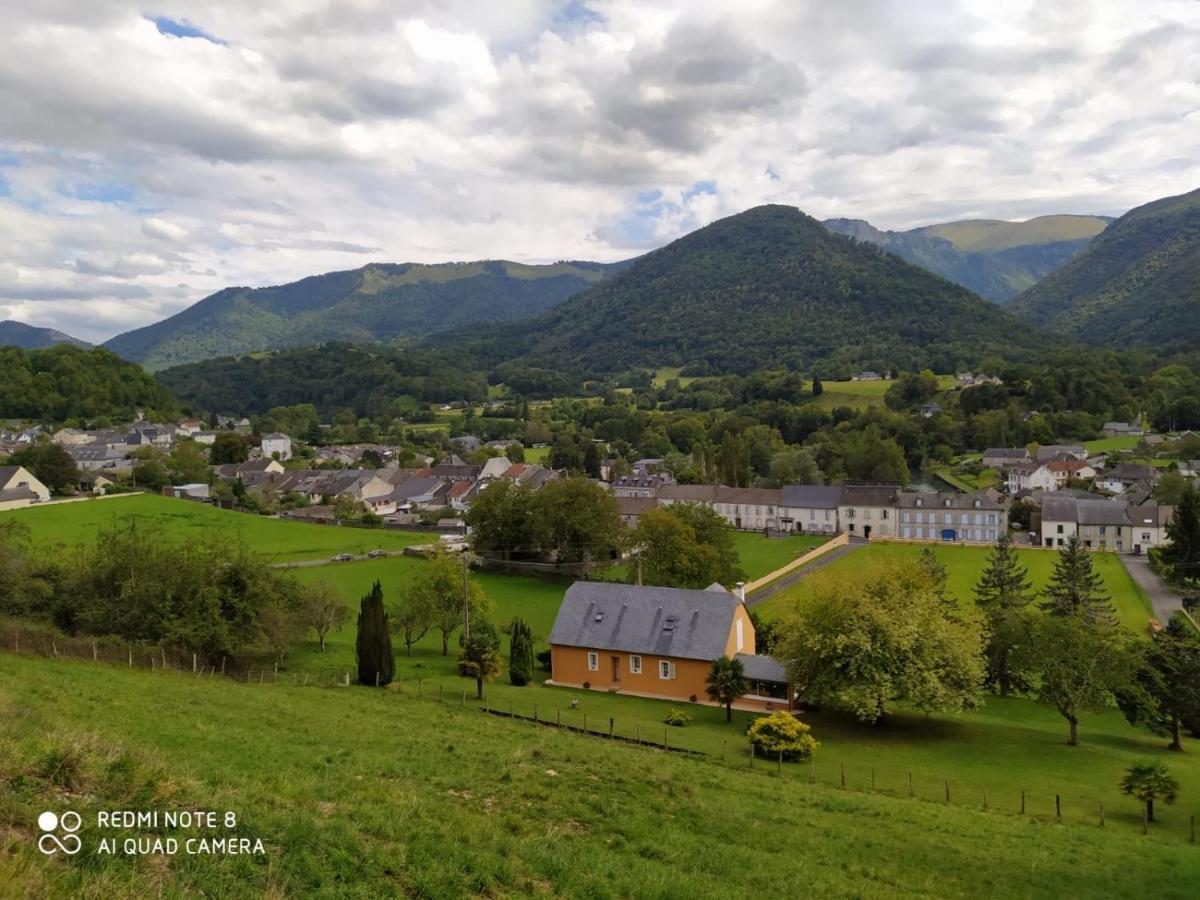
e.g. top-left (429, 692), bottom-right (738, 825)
top-left (974, 535), bottom-right (1036, 696)
top-left (355, 580), bottom-right (395, 687)
top-left (508, 617), bottom-right (534, 686)
top-left (1162, 485), bottom-right (1200, 586)
top-left (1040, 535), bottom-right (1115, 625)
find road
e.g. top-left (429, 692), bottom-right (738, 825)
top-left (747, 539), bottom-right (866, 607)
top-left (271, 550), bottom-right (406, 570)
top-left (1120, 554), bottom-right (1184, 624)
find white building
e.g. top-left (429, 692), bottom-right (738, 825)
top-left (261, 432), bottom-right (293, 461)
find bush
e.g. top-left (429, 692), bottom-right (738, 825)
top-left (746, 711), bottom-right (819, 761)
top-left (663, 707), bottom-right (692, 727)
top-left (536, 649), bottom-right (552, 671)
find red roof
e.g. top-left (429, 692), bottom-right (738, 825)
top-left (503, 464), bottom-right (529, 478)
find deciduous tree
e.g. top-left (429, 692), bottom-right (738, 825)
top-left (303, 581), bottom-right (348, 652)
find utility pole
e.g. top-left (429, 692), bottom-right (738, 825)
top-left (636, 547), bottom-right (643, 586)
top-left (462, 552), bottom-right (471, 640)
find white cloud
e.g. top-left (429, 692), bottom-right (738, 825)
top-left (0, 0), bottom-right (1197, 342)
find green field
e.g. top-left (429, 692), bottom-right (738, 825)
top-left (755, 542), bottom-right (1156, 635)
top-left (3, 654), bottom-right (1199, 898)
top-left (1084, 436), bottom-right (1144, 454)
top-left (524, 445), bottom-right (550, 464)
top-left (732, 531), bottom-right (829, 581)
top-left (0, 495), bottom-right (429, 563)
top-left (931, 464), bottom-right (1002, 492)
top-left (651, 366), bottom-right (699, 388)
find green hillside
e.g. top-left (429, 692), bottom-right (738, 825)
top-left (0, 320), bottom-right (89, 350)
top-left (459, 205), bottom-right (1065, 378)
top-left (4, 654), bottom-right (1200, 898)
top-left (104, 260), bottom-right (628, 371)
top-left (824, 215), bottom-right (1108, 302)
top-left (1009, 187), bottom-right (1200, 349)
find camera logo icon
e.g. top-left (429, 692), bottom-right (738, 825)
top-left (37, 811), bottom-right (82, 856)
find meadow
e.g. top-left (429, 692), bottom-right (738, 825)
top-left (754, 541), bottom-right (1156, 634)
top-left (0, 494), bottom-right (429, 563)
top-left (3, 653), bottom-right (1199, 898)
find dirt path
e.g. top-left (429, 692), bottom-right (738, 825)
top-left (1120, 554), bottom-right (1184, 624)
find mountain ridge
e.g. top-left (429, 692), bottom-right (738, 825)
top-left (0, 320), bottom-right (91, 350)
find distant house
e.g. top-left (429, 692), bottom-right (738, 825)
top-left (896, 491), bottom-right (1005, 543)
top-left (0, 465), bottom-right (51, 509)
top-left (192, 431), bottom-right (218, 445)
top-left (1096, 463), bottom-right (1159, 495)
top-left (612, 472), bottom-right (675, 498)
top-left (1040, 497), bottom-right (1172, 552)
top-left (1035, 445), bottom-right (1087, 463)
top-left (51, 427), bottom-right (91, 446)
top-left (548, 582), bottom-right (791, 709)
top-left (779, 485), bottom-right (843, 534)
top-left (1005, 462), bottom-right (1057, 493)
top-left (477, 456), bottom-right (513, 481)
top-left (712, 486), bottom-right (786, 531)
top-left (261, 432), bottom-right (293, 461)
top-left (615, 496), bottom-right (658, 527)
top-left (983, 448), bottom-right (1031, 469)
top-left (919, 402), bottom-right (942, 418)
top-left (450, 435), bottom-right (482, 453)
top-left (170, 483), bottom-right (211, 501)
top-left (1102, 421), bottom-right (1144, 437)
top-left (851, 371), bottom-right (883, 382)
top-left (79, 472), bottom-right (113, 495)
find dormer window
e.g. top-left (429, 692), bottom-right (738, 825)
top-left (593, 610), bottom-right (606, 623)
top-left (662, 616), bottom-right (679, 632)
top-left (943, 498), bottom-right (951, 507)
top-left (974, 499), bottom-right (981, 508)
top-left (915, 498), bottom-right (922, 507)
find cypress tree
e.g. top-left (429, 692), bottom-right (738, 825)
top-left (974, 535), bottom-right (1036, 696)
top-left (1040, 536), bottom-right (1115, 625)
top-left (811, 376), bottom-right (823, 397)
top-left (355, 580), bottom-right (395, 687)
top-left (508, 617), bottom-right (533, 686)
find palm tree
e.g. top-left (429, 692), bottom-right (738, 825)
top-left (1120, 762), bottom-right (1180, 823)
top-left (706, 655), bottom-right (749, 723)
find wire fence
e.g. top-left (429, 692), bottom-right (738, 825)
top-left (6, 630), bottom-right (1200, 846)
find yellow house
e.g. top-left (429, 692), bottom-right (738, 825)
top-left (0, 465), bottom-right (51, 510)
top-left (548, 581), bottom-right (792, 709)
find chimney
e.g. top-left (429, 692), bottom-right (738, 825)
top-left (735, 582), bottom-right (746, 602)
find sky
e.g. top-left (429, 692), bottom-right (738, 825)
top-left (1, 0), bottom-right (1198, 343)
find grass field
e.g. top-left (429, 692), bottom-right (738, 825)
top-left (651, 366), bottom-right (699, 388)
top-left (1085, 436), bottom-right (1144, 454)
top-left (732, 531), bottom-right (828, 581)
top-left (755, 542), bottom-right (1156, 635)
top-left (931, 464), bottom-right (1002, 492)
top-left (0, 495), bottom-right (429, 563)
top-left (524, 445), bottom-right (550, 464)
top-left (4, 654), bottom-right (1200, 898)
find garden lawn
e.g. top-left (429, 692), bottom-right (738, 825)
top-left (3, 654), bottom-right (1200, 899)
top-left (754, 541), bottom-right (1156, 635)
top-left (732, 531), bottom-right (829, 581)
top-left (0, 494), bottom-right (429, 563)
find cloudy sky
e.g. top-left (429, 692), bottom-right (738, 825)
top-left (2, 0), bottom-right (1198, 342)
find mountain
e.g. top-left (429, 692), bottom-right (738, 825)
top-left (1008, 188), bottom-right (1200, 351)
top-left (104, 259), bottom-right (629, 371)
top-left (0, 320), bottom-right (90, 350)
top-left (449, 205), bottom-right (1064, 378)
top-left (823, 215), bottom-right (1109, 302)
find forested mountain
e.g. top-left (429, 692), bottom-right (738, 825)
top-left (1009, 188), bottom-right (1200, 351)
top-left (0, 344), bottom-right (180, 423)
top-left (0, 320), bottom-right (90, 350)
top-left (104, 259), bottom-right (629, 371)
top-left (823, 215), bottom-right (1108, 302)
top-left (156, 344), bottom-right (488, 418)
top-left (445, 205), bottom-right (1066, 379)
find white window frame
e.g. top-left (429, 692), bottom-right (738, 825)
top-left (658, 660), bottom-right (676, 680)
top-left (587, 652), bottom-right (599, 672)
top-left (736, 619), bottom-right (744, 653)
top-left (629, 654), bottom-right (642, 675)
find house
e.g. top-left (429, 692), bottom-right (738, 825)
top-left (51, 428), bottom-right (92, 446)
top-left (477, 456), bottom-right (513, 481)
top-left (1043, 457), bottom-right (1097, 488)
top-left (612, 472), bottom-right (675, 498)
top-left (261, 432), bottom-right (293, 461)
top-left (919, 402), bottom-right (942, 418)
top-left (615, 496), bottom-right (658, 528)
top-left (712, 487), bottom-right (786, 531)
top-left (851, 371), bottom-right (883, 382)
top-left (191, 431), bottom-right (218, 446)
top-left (1035, 445), bottom-right (1087, 463)
top-left (446, 480), bottom-right (476, 512)
top-left (548, 581), bottom-right (791, 709)
top-left (1096, 463), bottom-right (1159, 494)
top-left (983, 448), bottom-right (1031, 469)
top-left (896, 491), bottom-right (1005, 543)
top-left (450, 435), bottom-right (482, 453)
top-left (176, 419), bottom-right (203, 436)
top-left (1005, 462), bottom-right (1058, 493)
top-left (838, 485), bottom-right (900, 538)
top-left (0, 465), bottom-right (51, 509)
top-left (779, 485), bottom-right (843, 534)
top-left (1039, 497), bottom-right (1170, 552)
top-left (1102, 421), bottom-right (1144, 437)
top-left (169, 483), bottom-right (211, 501)
top-left (68, 444), bottom-right (132, 472)
top-left (78, 472), bottom-right (113, 495)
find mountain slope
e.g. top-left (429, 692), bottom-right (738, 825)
top-left (0, 320), bottom-right (90, 350)
top-left (823, 215), bottom-right (1108, 302)
top-left (1008, 188), bottom-right (1200, 350)
top-left (454, 205), bottom-right (1064, 378)
top-left (104, 260), bottom-right (628, 371)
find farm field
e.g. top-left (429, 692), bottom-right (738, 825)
top-left (754, 541), bottom-right (1156, 634)
top-left (0, 494), bottom-right (429, 563)
top-left (3, 653), bottom-right (1199, 898)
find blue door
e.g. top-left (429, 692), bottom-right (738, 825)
top-left (941, 529), bottom-right (956, 541)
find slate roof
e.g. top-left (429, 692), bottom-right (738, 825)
top-left (735, 653), bottom-right (788, 683)
top-left (658, 484), bottom-right (719, 503)
top-left (0, 486), bottom-right (38, 503)
top-left (897, 490), bottom-right (1004, 510)
top-left (713, 486), bottom-right (783, 506)
top-left (1041, 497), bottom-right (1133, 526)
top-left (781, 485), bottom-right (843, 508)
top-left (983, 448), bottom-right (1030, 460)
top-left (549, 581), bottom-right (739, 661)
top-left (839, 485), bottom-right (900, 507)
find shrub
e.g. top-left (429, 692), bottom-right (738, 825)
top-left (747, 711), bottom-right (819, 761)
top-left (536, 649), bottom-right (552, 671)
top-left (663, 707), bottom-right (692, 727)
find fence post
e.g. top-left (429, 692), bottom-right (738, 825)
top-left (1190, 814), bottom-right (1195, 844)
top-left (1142, 805), bottom-right (1149, 835)
top-left (1020, 790), bottom-right (1025, 815)
top-left (92, 641), bottom-right (98, 661)
top-left (945, 780), bottom-right (950, 803)
top-left (663, 728), bottom-right (668, 751)
top-left (161, 648), bottom-right (166, 669)
top-left (485, 697), bottom-right (489, 713)
top-left (840, 763), bottom-right (846, 789)
top-left (128, 645), bottom-right (132, 667)
top-left (52, 641), bottom-right (57, 657)
top-left (343, 672), bottom-right (349, 687)
top-left (1099, 802), bottom-right (1105, 827)
top-left (259, 671), bottom-right (264, 685)
top-left (908, 772), bottom-right (914, 797)
top-left (193, 653), bottom-right (197, 673)
top-left (609, 717), bottom-right (614, 739)
top-left (777, 750), bottom-right (783, 776)
top-left (722, 740), bottom-right (727, 763)
top-left (1055, 795), bottom-right (1061, 820)
top-left (462, 691), bottom-right (466, 707)
top-left (221, 656), bottom-right (226, 675)
top-left (583, 713), bottom-right (588, 732)
top-left (871, 767), bottom-right (875, 791)
top-left (376, 672), bottom-right (380, 688)
top-left (534, 704), bottom-right (538, 723)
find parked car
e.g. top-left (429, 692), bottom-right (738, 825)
top-left (366, 549), bottom-right (388, 559)
top-left (331, 553), bottom-right (354, 562)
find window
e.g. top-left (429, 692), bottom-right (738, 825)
top-left (881, 509), bottom-right (888, 519)
top-left (1057, 524), bottom-right (1064, 534)
top-left (736, 619), bottom-right (745, 652)
top-left (902, 511), bottom-right (911, 523)
top-left (659, 660), bottom-right (676, 680)
top-left (629, 655), bottom-right (642, 675)
top-left (587, 652), bottom-right (599, 672)
top-left (1142, 532), bottom-right (1151, 541)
